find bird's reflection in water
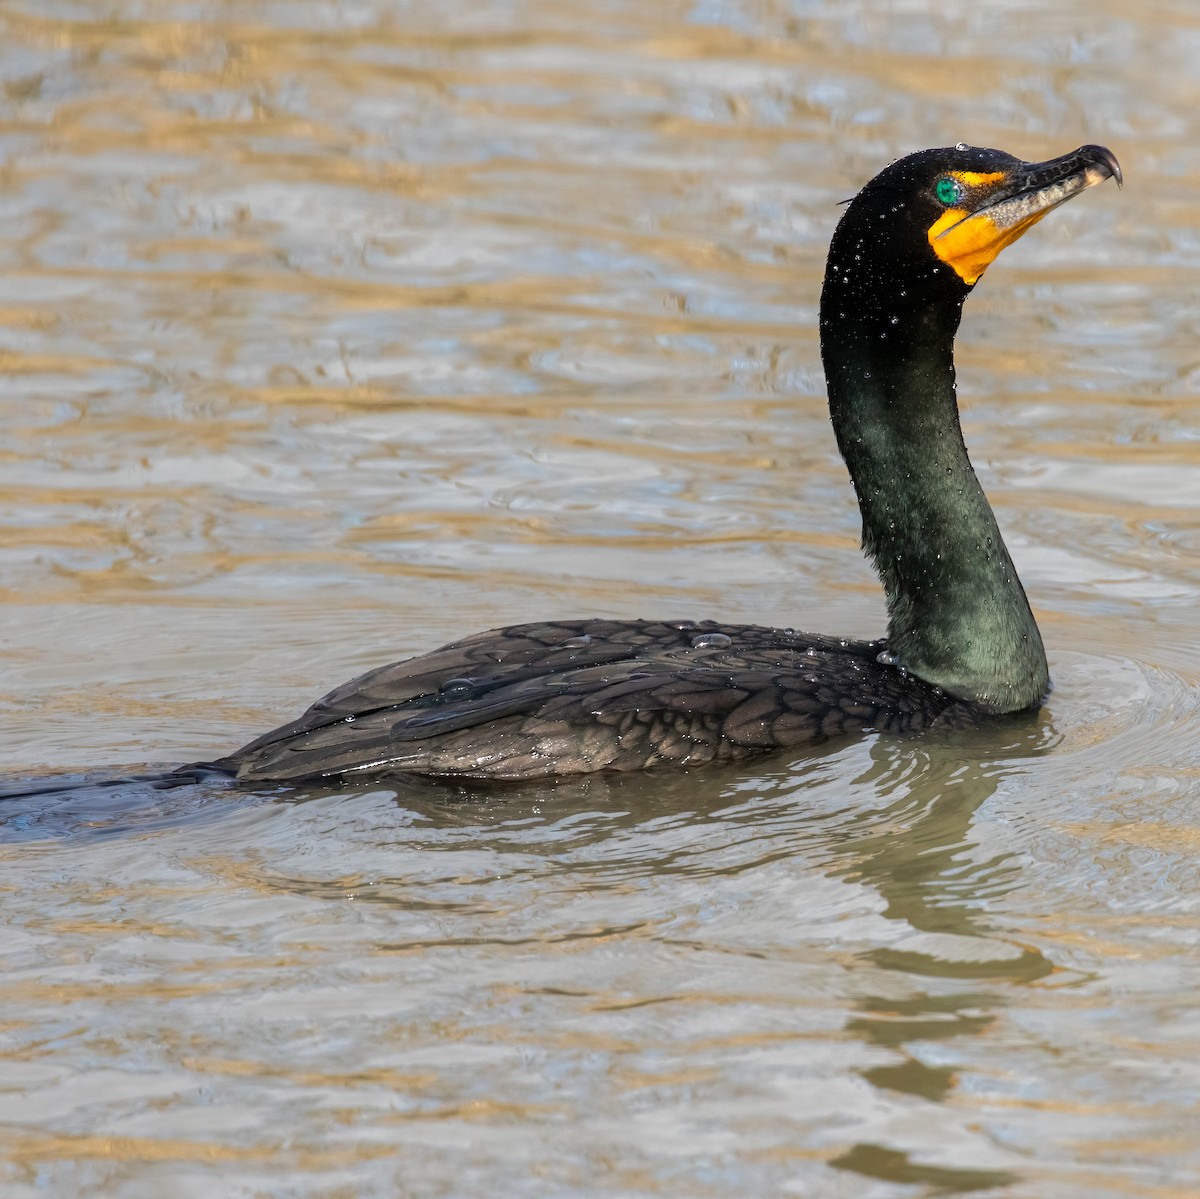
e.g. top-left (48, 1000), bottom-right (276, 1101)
top-left (828, 718), bottom-right (1061, 964)
top-left (382, 708), bottom-right (1061, 938)
top-left (821, 718), bottom-right (1061, 1194)
top-left (371, 714), bottom-right (1062, 1195)
top-left (0, 713), bottom-right (1067, 1193)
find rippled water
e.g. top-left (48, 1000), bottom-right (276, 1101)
top-left (2, 1), bottom-right (1199, 1195)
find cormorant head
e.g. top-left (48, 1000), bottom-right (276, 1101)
top-left (822, 143), bottom-right (1121, 327)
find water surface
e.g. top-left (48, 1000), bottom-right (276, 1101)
top-left (1, 1), bottom-right (1198, 1195)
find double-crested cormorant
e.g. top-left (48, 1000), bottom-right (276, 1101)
top-left (213, 143), bottom-right (1121, 783)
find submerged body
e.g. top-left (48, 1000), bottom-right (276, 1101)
top-left (214, 143), bottom-right (1121, 784)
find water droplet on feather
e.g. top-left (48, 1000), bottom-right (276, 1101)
top-left (691, 632), bottom-right (732, 650)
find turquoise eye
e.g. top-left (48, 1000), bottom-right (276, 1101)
top-left (935, 177), bottom-right (963, 206)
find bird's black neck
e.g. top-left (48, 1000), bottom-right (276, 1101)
top-left (819, 241), bottom-right (1048, 713)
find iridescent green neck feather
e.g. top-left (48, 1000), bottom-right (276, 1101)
top-left (819, 151), bottom-right (1051, 712)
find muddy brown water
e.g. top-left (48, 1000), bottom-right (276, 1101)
top-left (1, 2), bottom-right (1198, 1196)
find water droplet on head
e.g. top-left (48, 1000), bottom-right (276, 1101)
top-left (559, 634), bottom-right (592, 649)
top-left (439, 677), bottom-right (476, 697)
top-left (956, 141), bottom-right (968, 151)
top-left (691, 632), bottom-right (732, 650)
top-left (668, 619), bottom-right (698, 631)
top-left (343, 714), bottom-right (356, 723)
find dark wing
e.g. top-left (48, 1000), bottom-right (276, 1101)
top-left (216, 619), bottom-right (962, 782)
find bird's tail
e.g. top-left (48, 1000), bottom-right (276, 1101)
top-left (0, 763), bottom-right (232, 802)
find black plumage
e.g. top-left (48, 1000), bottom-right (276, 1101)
top-left (222, 619), bottom-right (961, 781)
top-left (210, 143), bottom-right (1120, 784)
